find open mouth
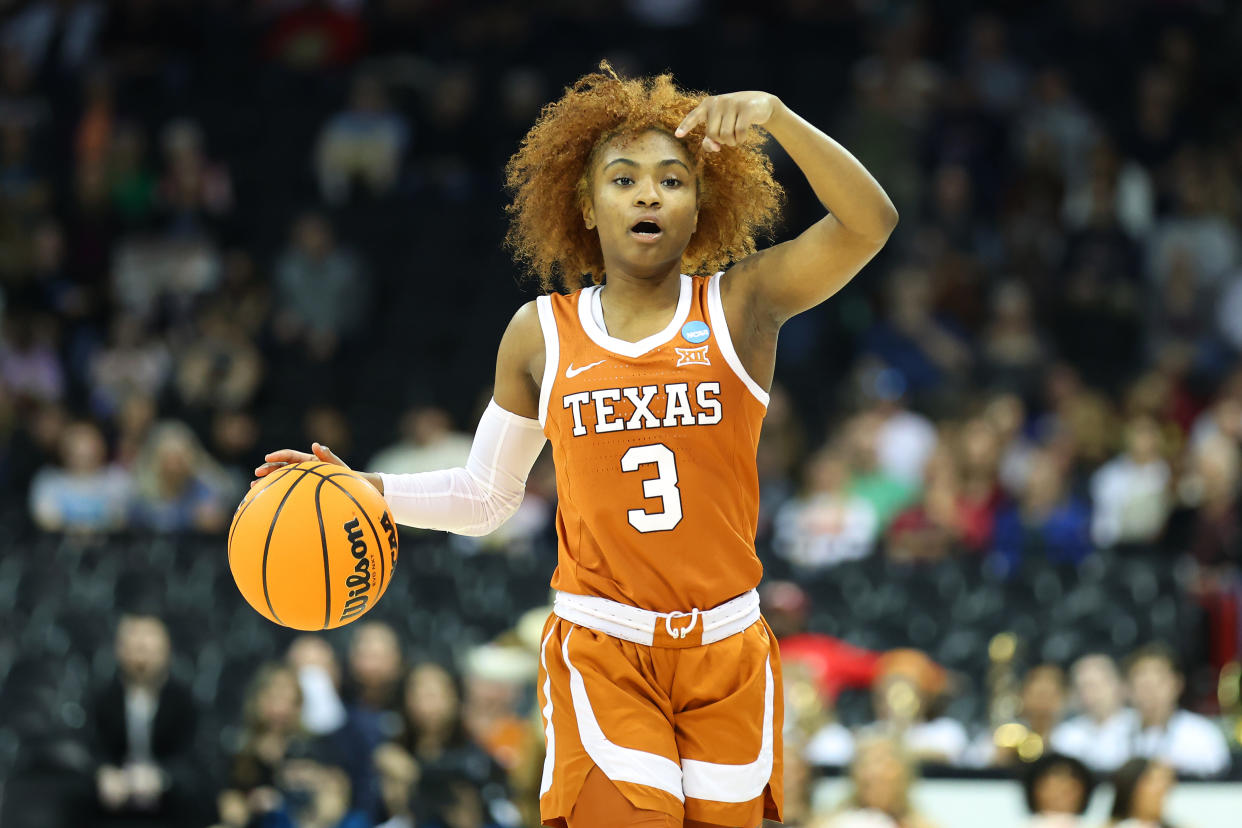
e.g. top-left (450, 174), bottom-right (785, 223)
top-left (629, 220), bottom-right (663, 242)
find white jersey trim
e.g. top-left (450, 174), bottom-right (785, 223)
top-left (535, 295), bottom-right (559, 428)
top-left (707, 272), bottom-right (770, 407)
top-left (562, 627), bottom-right (685, 802)
top-left (681, 655), bottom-right (775, 802)
top-left (538, 626), bottom-right (557, 797)
top-left (578, 274), bottom-right (693, 359)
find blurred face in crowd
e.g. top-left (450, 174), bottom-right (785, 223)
top-left (287, 635), bottom-right (340, 687)
top-left (256, 667), bottom-right (302, 733)
top-left (1130, 762), bottom-right (1174, 821)
top-left (116, 615), bottom-right (170, 686)
top-left (155, 429), bottom-right (196, 489)
top-left (403, 406), bottom-right (452, 446)
top-left (61, 422), bottom-right (107, 475)
top-left (959, 418), bottom-right (1000, 478)
top-left (805, 448), bottom-right (849, 495)
top-left (873, 675), bottom-right (924, 724)
top-left (1193, 435), bottom-right (1240, 504)
top-left (852, 738), bottom-right (909, 815)
top-left (1022, 451), bottom-right (1064, 514)
top-left (1125, 416), bottom-right (1163, 465)
top-left (294, 214), bottom-right (333, 259)
top-left (349, 623), bottom-right (402, 693)
top-left (1128, 655), bottom-right (1181, 726)
top-left (1021, 665), bottom-right (1066, 731)
top-left (1071, 655), bottom-right (1124, 721)
top-left (406, 663), bottom-right (460, 736)
top-left (1032, 765), bottom-right (1087, 815)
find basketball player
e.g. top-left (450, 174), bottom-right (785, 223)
top-left (257, 65), bottom-right (897, 828)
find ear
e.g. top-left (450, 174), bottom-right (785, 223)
top-left (582, 200), bottom-right (596, 231)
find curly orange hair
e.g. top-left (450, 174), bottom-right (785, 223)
top-left (504, 62), bottom-right (784, 293)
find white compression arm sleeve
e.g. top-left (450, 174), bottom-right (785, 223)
top-left (377, 399), bottom-right (546, 536)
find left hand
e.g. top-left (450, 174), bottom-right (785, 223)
top-left (675, 91), bottom-right (781, 152)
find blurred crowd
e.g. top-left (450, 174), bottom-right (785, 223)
top-left (2, 0), bottom-right (1242, 826)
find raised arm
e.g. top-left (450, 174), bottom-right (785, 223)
top-left (676, 93), bottom-right (898, 328)
top-left (253, 302), bottom-right (547, 536)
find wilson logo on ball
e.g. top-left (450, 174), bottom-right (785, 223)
top-left (380, 512), bottom-right (398, 566)
top-left (340, 517), bottom-right (372, 622)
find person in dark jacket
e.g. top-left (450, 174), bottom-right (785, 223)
top-left (90, 612), bottom-right (205, 826)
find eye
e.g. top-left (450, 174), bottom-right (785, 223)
top-left (662, 177), bottom-right (683, 188)
top-left (613, 176), bottom-right (633, 186)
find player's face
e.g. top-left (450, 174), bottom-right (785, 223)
top-left (584, 129), bottom-right (698, 278)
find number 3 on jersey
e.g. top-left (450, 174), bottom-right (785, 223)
top-left (620, 444), bottom-right (683, 532)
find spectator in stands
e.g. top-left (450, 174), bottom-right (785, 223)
top-left (218, 665), bottom-right (345, 828)
top-left (378, 662), bottom-right (511, 826)
top-left (336, 622), bottom-right (405, 819)
top-left (862, 368), bottom-right (937, 488)
top-left (810, 733), bottom-right (939, 828)
top-left (886, 444), bottom-right (958, 562)
top-left (981, 280), bottom-right (1049, 397)
top-left (265, 739), bottom-right (370, 828)
top-left (155, 118), bottom-right (233, 231)
top-left (29, 419), bottom-right (129, 532)
top-left (1124, 644), bottom-right (1230, 777)
top-left (316, 73), bottom-right (410, 204)
top-left (106, 121), bottom-right (156, 226)
top-left (1051, 654), bottom-right (1132, 774)
top-left (173, 303), bottom-right (264, 412)
top-left (211, 408), bottom-right (262, 500)
top-left (844, 412), bottom-right (920, 529)
top-left (88, 314), bottom-right (170, 419)
top-left (0, 313), bottom-right (64, 404)
top-left (1020, 753), bottom-right (1095, 828)
top-left (1089, 415), bottom-right (1171, 549)
top-left (872, 649), bottom-right (967, 765)
top-left (1108, 758), bottom-right (1177, 828)
top-left (863, 266), bottom-right (973, 400)
top-left (773, 445), bottom-right (880, 570)
top-left (273, 212), bottom-right (369, 363)
top-left (368, 405), bottom-right (473, 475)
top-left (90, 613), bottom-right (205, 827)
top-left (991, 449), bottom-right (1093, 576)
top-left (986, 664), bottom-right (1068, 767)
top-left (287, 636), bottom-right (346, 738)
top-left (128, 421), bottom-right (229, 533)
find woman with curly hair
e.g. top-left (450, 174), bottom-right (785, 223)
top-left (257, 62), bottom-right (897, 828)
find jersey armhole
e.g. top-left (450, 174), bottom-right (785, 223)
top-left (707, 272), bottom-right (771, 407)
top-left (535, 295), bottom-right (560, 427)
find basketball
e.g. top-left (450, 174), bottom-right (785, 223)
top-left (228, 461), bottom-right (399, 630)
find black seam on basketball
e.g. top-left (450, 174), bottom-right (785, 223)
top-left (308, 472), bottom-right (389, 598)
top-left (229, 462), bottom-right (303, 565)
top-left (261, 466), bottom-right (318, 625)
top-left (272, 466), bottom-right (392, 595)
top-left (315, 477), bottom-right (330, 630)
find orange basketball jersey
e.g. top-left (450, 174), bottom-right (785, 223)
top-left (535, 273), bottom-right (768, 614)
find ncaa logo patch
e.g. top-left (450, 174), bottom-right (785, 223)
top-left (681, 320), bottom-right (711, 344)
top-left (675, 345), bottom-right (711, 367)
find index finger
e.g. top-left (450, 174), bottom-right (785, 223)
top-left (263, 449), bottom-right (315, 464)
top-left (675, 103), bottom-right (708, 137)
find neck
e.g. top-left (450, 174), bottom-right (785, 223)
top-left (598, 260), bottom-right (683, 309)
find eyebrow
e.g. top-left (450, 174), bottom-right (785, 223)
top-left (603, 158), bottom-right (692, 173)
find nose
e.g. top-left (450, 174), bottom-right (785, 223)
top-left (633, 180), bottom-right (660, 208)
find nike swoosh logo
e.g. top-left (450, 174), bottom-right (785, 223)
top-left (565, 359), bottom-right (606, 379)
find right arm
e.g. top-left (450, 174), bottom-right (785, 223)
top-left (254, 302), bottom-right (547, 536)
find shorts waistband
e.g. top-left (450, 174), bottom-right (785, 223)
top-left (552, 589), bottom-right (761, 647)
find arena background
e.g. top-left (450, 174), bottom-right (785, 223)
top-left (0, 1), bottom-right (1240, 826)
